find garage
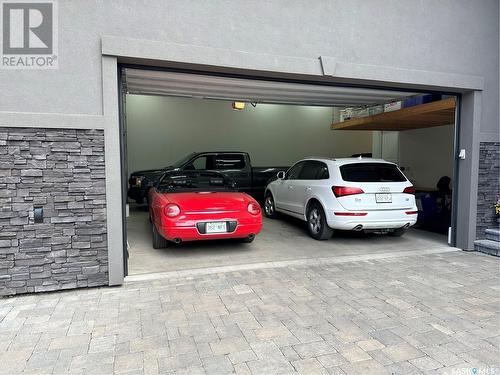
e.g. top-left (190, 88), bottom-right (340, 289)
top-left (121, 68), bottom-right (458, 277)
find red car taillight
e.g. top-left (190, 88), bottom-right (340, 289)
top-left (403, 186), bottom-right (415, 194)
top-left (247, 202), bottom-right (261, 215)
top-left (164, 204), bottom-right (180, 218)
top-left (332, 186), bottom-right (364, 197)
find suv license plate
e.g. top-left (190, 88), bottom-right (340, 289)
top-left (375, 193), bottom-right (392, 203)
top-left (206, 222), bottom-right (227, 233)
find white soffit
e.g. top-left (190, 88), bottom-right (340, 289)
top-left (124, 68), bottom-right (418, 107)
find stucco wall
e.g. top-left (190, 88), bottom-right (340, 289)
top-left (0, 128), bottom-right (108, 296)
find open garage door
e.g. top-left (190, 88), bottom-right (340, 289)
top-left (124, 69), bottom-right (418, 106)
top-left (120, 67), bottom-right (459, 277)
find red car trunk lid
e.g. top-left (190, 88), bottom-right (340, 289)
top-left (164, 192), bottom-right (248, 213)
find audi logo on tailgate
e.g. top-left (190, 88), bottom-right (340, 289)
top-left (379, 187), bottom-right (390, 192)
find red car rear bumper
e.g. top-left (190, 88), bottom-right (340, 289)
top-left (157, 222), bottom-right (262, 242)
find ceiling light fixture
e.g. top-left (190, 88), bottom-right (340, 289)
top-left (232, 101), bottom-right (245, 110)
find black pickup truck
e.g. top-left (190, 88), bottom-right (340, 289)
top-left (128, 152), bottom-right (288, 204)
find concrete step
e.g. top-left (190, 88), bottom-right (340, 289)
top-left (474, 239), bottom-right (500, 257)
top-left (485, 228), bottom-right (500, 242)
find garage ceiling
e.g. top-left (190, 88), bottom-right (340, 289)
top-left (123, 68), bottom-right (418, 107)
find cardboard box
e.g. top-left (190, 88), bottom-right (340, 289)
top-left (384, 101), bottom-right (402, 112)
top-left (368, 105), bottom-right (384, 116)
top-left (340, 107), bottom-right (354, 122)
top-left (352, 108), bottom-right (369, 118)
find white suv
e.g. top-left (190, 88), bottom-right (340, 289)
top-left (264, 158), bottom-right (418, 240)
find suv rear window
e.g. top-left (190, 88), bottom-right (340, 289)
top-left (340, 163), bottom-right (406, 182)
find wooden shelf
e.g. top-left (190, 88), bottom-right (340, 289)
top-left (331, 97), bottom-right (456, 131)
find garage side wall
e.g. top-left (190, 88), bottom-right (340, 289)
top-left (0, 127), bottom-right (108, 296)
top-left (476, 141), bottom-right (500, 239)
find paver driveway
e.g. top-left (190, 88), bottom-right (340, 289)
top-left (0, 249), bottom-right (499, 374)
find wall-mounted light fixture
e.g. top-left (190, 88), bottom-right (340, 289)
top-left (232, 101), bottom-right (245, 110)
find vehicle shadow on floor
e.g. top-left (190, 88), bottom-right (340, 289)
top-left (273, 213), bottom-right (402, 241)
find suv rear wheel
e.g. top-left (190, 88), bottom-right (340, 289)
top-left (264, 192), bottom-right (278, 219)
top-left (307, 202), bottom-right (333, 240)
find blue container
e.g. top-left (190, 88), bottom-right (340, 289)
top-left (403, 94), bottom-right (442, 108)
top-left (421, 94), bottom-right (442, 103)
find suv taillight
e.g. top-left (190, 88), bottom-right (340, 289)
top-left (332, 186), bottom-right (364, 197)
top-left (403, 186), bottom-right (415, 194)
top-left (247, 202), bottom-right (261, 215)
top-left (164, 204), bottom-right (180, 218)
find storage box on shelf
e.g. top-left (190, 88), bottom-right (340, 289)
top-left (384, 101), bottom-right (402, 112)
top-left (402, 94), bottom-right (442, 108)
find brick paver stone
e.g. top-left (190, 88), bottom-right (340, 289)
top-left (0, 250), bottom-right (498, 375)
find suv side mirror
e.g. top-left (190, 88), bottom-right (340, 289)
top-left (277, 171), bottom-right (286, 180)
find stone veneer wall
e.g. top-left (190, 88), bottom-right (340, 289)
top-left (476, 141), bottom-right (500, 239)
top-left (0, 127), bottom-right (108, 296)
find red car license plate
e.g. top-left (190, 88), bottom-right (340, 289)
top-left (205, 222), bottom-right (227, 233)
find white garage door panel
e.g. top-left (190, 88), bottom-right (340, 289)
top-left (124, 69), bottom-right (417, 107)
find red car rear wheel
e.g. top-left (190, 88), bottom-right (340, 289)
top-left (152, 224), bottom-right (170, 249)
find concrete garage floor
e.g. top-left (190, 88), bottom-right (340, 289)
top-left (126, 205), bottom-right (448, 276)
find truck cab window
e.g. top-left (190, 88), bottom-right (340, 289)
top-left (189, 156), bottom-right (208, 170)
top-left (214, 154), bottom-right (246, 169)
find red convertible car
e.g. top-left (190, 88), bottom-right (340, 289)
top-left (148, 171), bottom-right (263, 248)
